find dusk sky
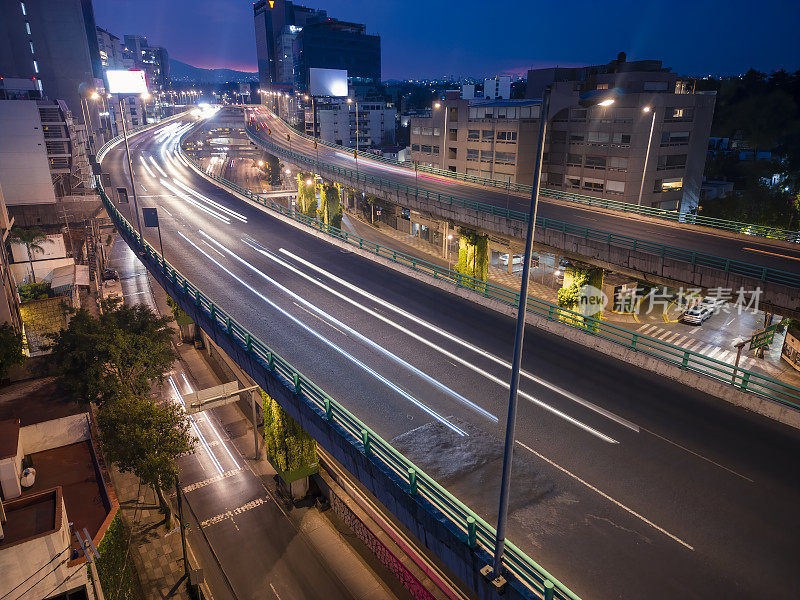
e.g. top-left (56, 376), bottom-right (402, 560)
top-left (93, 0), bottom-right (800, 79)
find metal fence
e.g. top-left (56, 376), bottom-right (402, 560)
top-left (182, 150), bottom-right (800, 412)
top-left (250, 110), bottom-right (800, 244)
top-left (245, 128), bottom-right (800, 290)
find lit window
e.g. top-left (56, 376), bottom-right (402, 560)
top-left (33, 60), bottom-right (39, 73)
top-left (596, 83), bottom-right (609, 90)
top-left (25, 21), bottom-right (31, 34)
top-left (20, 2), bottom-right (26, 15)
top-left (29, 41), bottom-right (34, 54)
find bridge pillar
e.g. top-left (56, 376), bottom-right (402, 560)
top-left (557, 265), bottom-right (605, 324)
top-left (456, 230), bottom-right (489, 282)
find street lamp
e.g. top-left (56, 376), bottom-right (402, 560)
top-left (347, 97), bottom-right (360, 175)
top-left (433, 101), bottom-right (447, 170)
top-left (637, 105), bottom-right (657, 206)
top-left (140, 92), bottom-right (151, 124)
top-left (490, 86), bottom-right (617, 582)
top-left (304, 94), bottom-right (319, 168)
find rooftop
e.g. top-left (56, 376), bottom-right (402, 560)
top-left (0, 377), bottom-right (83, 427)
top-left (0, 418), bottom-right (20, 459)
top-left (0, 488), bottom-right (61, 548)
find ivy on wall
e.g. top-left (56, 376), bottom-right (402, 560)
top-left (455, 230), bottom-right (489, 285)
top-left (296, 172), bottom-right (318, 218)
top-left (320, 183), bottom-right (343, 229)
top-left (262, 389), bottom-right (318, 476)
top-left (557, 266), bottom-right (605, 329)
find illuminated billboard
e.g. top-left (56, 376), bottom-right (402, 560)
top-left (309, 68), bottom-right (348, 97)
top-left (106, 70), bottom-right (148, 94)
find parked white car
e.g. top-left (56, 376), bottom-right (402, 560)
top-left (498, 253), bottom-right (523, 266)
top-left (682, 304), bottom-right (714, 325)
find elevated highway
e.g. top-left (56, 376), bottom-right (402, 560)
top-left (246, 108), bottom-right (800, 316)
top-left (98, 111), bottom-right (800, 600)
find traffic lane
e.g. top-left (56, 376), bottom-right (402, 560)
top-left (103, 124), bottom-right (800, 596)
top-left (257, 112), bottom-right (800, 272)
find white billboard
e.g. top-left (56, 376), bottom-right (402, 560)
top-left (309, 68), bottom-right (348, 97)
top-left (106, 70), bottom-right (148, 94)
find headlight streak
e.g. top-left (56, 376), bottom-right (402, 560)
top-left (169, 374), bottom-right (225, 474)
top-left (278, 248), bottom-right (637, 435)
top-left (180, 373), bottom-right (240, 470)
top-left (175, 231), bottom-right (467, 437)
top-left (139, 156), bottom-right (156, 178)
top-left (171, 179), bottom-right (248, 223)
top-left (198, 230), bottom-right (493, 423)
top-left (159, 179), bottom-right (231, 224)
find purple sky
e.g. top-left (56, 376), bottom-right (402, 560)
top-left (93, 0), bottom-right (800, 78)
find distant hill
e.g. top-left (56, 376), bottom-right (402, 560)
top-left (169, 59), bottom-right (257, 84)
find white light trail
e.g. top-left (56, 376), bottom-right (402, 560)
top-left (176, 231), bottom-right (467, 437)
top-left (139, 156), bottom-right (156, 178)
top-left (169, 374), bottom-right (225, 474)
top-left (148, 155), bottom-right (168, 177)
top-left (181, 373), bottom-right (240, 470)
top-left (159, 179), bottom-right (231, 224)
top-left (172, 179), bottom-right (248, 222)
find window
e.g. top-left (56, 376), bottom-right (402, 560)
top-left (412, 126), bottom-right (420, 135)
top-left (583, 177), bottom-right (604, 191)
top-left (421, 127), bottom-right (433, 135)
top-left (412, 144), bottom-right (420, 152)
top-left (421, 144), bottom-right (432, 153)
top-left (658, 154), bottom-right (687, 170)
top-left (480, 150), bottom-right (493, 163)
top-left (25, 21), bottom-right (31, 34)
top-left (29, 41), bottom-right (34, 54)
top-left (497, 131), bottom-right (517, 142)
top-left (587, 131), bottom-right (610, 143)
top-left (448, 128), bottom-right (457, 141)
top-left (432, 145), bottom-right (439, 154)
top-left (595, 83), bottom-right (609, 90)
top-left (585, 155), bottom-right (606, 168)
top-left (482, 130), bottom-right (493, 141)
top-left (654, 177), bottom-right (683, 192)
top-left (467, 149), bottom-right (479, 162)
top-left (549, 173), bottom-right (564, 185)
top-left (433, 128), bottom-right (440, 136)
top-left (567, 153), bottom-right (582, 166)
top-left (661, 131), bottom-right (690, 145)
top-left (495, 151), bottom-right (516, 165)
top-left (448, 107), bottom-right (458, 121)
top-left (666, 107), bottom-right (694, 121)
top-left (606, 180), bottom-right (625, 194)
top-left (467, 129), bottom-right (479, 141)
top-left (675, 80), bottom-right (690, 94)
top-left (448, 147), bottom-right (457, 159)
top-left (570, 109), bottom-right (587, 121)
top-left (567, 176), bottom-right (581, 188)
top-left (612, 133), bottom-right (632, 145)
top-left (32, 60), bottom-right (38, 73)
top-left (608, 156), bottom-right (628, 170)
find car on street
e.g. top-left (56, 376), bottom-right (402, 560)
top-left (102, 268), bottom-right (119, 281)
top-left (682, 304), bottom-right (714, 324)
top-left (498, 253), bottom-right (523, 266)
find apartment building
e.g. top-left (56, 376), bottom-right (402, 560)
top-left (305, 97), bottom-right (396, 148)
top-left (410, 54), bottom-right (715, 211)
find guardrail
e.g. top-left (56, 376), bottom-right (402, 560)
top-left (251, 109), bottom-right (800, 244)
top-left (179, 144), bottom-right (800, 412)
top-left (97, 159), bottom-right (580, 600)
top-left (245, 126), bottom-right (800, 290)
top-left (96, 111), bottom-right (189, 164)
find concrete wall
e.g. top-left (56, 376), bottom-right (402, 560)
top-left (115, 222), bottom-right (540, 600)
top-left (20, 413), bottom-right (90, 454)
top-left (0, 435), bottom-right (23, 499)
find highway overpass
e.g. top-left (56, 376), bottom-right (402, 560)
top-left (98, 111), bottom-right (800, 600)
top-left (246, 108), bottom-right (800, 317)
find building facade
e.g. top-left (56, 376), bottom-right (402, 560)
top-left (410, 55), bottom-right (715, 211)
top-left (305, 98), bottom-right (396, 148)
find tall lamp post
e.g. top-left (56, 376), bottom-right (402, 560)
top-left (490, 87), bottom-right (616, 582)
top-left (304, 94), bottom-right (319, 169)
top-left (434, 101), bottom-right (447, 171)
top-left (118, 93), bottom-right (144, 240)
top-left (347, 97), bottom-right (360, 175)
top-left (637, 105), bottom-right (657, 206)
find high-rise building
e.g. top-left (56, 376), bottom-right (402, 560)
top-left (410, 54), bottom-right (715, 211)
top-left (253, 0), bottom-right (380, 92)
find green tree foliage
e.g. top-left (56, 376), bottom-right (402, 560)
top-left (97, 394), bottom-right (194, 525)
top-left (296, 172), bottom-right (318, 218)
top-left (49, 299), bottom-right (175, 404)
top-left (262, 389), bottom-right (317, 476)
top-left (320, 183), bottom-right (342, 228)
top-left (9, 227), bottom-right (52, 283)
top-left (18, 282), bottom-right (54, 302)
top-left (456, 231), bottom-right (488, 284)
top-left (0, 323), bottom-right (24, 380)
top-left (557, 266), bottom-right (604, 327)
top-left (94, 513), bottom-right (144, 600)
top-left (264, 153), bottom-right (281, 185)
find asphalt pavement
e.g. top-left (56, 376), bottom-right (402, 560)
top-left (101, 113), bottom-right (800, 600)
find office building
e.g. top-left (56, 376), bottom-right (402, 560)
top-left (253, 0), bottom-right (380, 92)
top-left (123, 35), bottom-right (169, 91)
top-left (410, 54), bottom-right (715, 210)
top-left (483, 76), bottom-right (511, 100)
top-left (304, 97), bottom-right (396, 148)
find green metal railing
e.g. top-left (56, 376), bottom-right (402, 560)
top-left (96, 169), bottom-right (580, 600)
top-left (245, 126), bottom-right (800, 289)
top-left (250, 110), bottom-right (800, 244)
top-left (182, 146), bottom-right (800, 412)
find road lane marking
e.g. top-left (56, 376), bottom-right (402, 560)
top-left (181, 372), bottom-right (241, 469)
top-left (242, 239), bottom-right (619, 443)
top-left (200, 497), bottom-right (267, 528)
top-left (743, 247), bottom-right (800, 261)
top-left (177, 231), bottom-right (468, 437)
top-left (641, 429), bottom-right (753, 483)
top-left (515, 441), bottom-right (694, 551)
top-left (277, 247), bottom-right (637, 435)
top-left (182, 468), bottom-right (243, 493)
top-left (200, 231), bottom-right (496, 425)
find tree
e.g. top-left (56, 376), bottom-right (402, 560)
top-left (9, 227), bottom-right (51, 283)
top-left (0, 323), bottom-right (24, 380)
top-left (97, 394), bottom-right (194, 525)
top-left (50, 299), bottom-right (175, 404)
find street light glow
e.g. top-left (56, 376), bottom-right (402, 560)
top-left (642, 106), bottom-right (652, 112)
top-left (598, 99), bottom-right (615, 106)
top-left (306, 178), bottom-right (313, 186)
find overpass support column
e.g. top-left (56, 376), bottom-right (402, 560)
top-left (456, 230), bottom-right (489, 283)
top-left (441, 222), bottom-right (449, 259)
top-left (557, 265), bottom-right (605, 324)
